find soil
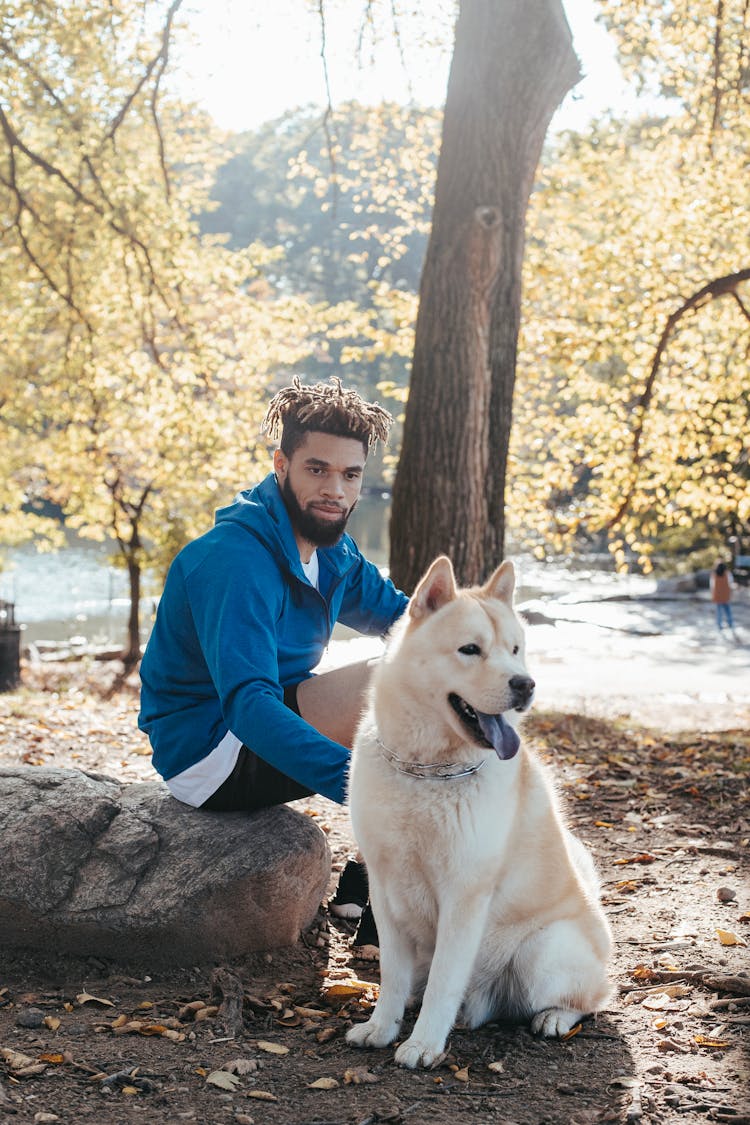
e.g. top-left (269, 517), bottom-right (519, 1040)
top-left (1, 661), bottom-right (748, 1125)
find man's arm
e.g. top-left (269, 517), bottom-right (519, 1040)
top-left (336, 549), bottom-right (409, 636)
top-left (186, 545), bottom-right (351, 802)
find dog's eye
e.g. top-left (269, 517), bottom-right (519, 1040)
top-left (512, 644), bottom-right (519, 655)
top-left (458, 643), bottom-right (481, 656)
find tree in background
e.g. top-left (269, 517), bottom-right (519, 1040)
top-left (0, 0), bottom-right (319, 662)
top-left (202, 100), bottom-right (441, 478)
top-left (512, 0), bottom-right (749, 571)
top-left (388, 0), bottom-right (580, 591)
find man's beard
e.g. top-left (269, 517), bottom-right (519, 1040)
top-left (280, 475), bottom-right (356, 548)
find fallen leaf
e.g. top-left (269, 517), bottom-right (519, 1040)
top-left (255, 1040), bottom-right (289, 1056)
top-left (716, 929), bottom-right (747, 947)
top-left (1, 1048), bottom-right (36, 1070)
top-left (322, 980), bottom-right (376, 1002)
top-left (38, 1052), bottom-right (66, 1064)
top-left (43, 1016), bottom-right (61, 1031)
top-left (194, 1005), bottom-right (220, 1021)
top-left (316, 1027), bottom-right (338, 1044)
top-left (122, 1086), bottom-right (140, 1096)
top-left (246, 1090), bottom-right (278, 1101)
top-left (487, 1060), bottom-right (505, 1073)
top-left (561, 1023), bottom-right (582, 1040)
top-left (76, 992), bottom-right (114, 1007)
top-left (222, 1058), bottom-right (258, 1076)
top-left (452, 1065), bottom-right (470, 1082)
top-left (613, 853), bottom-right (657, 866)
top-left (307, 1076), bottom-right (339, 1089)
top-left (294, 1005), bottom-right (329, 1019)
top-left (177, 1000), bottom-right (208, 1019)
top-left (694, 1034), bottom-right (732, 1049)
top-left (343, 1066), bottom-right (379, 1084)
top-left (642, 986), bottom-right (692, 1011)
top-left (206, 1069), bottom-right (242, 1090)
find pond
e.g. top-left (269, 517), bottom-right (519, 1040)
top-left (0, 491), bottom-right (632, 652)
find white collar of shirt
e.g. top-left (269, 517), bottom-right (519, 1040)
top-left (301, 550), bottom-right (320, 590)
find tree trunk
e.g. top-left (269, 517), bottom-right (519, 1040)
top-left (389, 0), bottom-right (580, 592)
top-left (123, 552), bottom-right (142, 670)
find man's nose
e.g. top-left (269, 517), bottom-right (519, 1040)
top-left (321, 474), bottom-right (346, 498)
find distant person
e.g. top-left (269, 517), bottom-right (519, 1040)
top-left (139, 377), bottom-right (409, 950)
top-left (710, 560), bottom-right (735, 631)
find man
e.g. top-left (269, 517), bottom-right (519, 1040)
top-left (139, 377), bottom-right (406, 947)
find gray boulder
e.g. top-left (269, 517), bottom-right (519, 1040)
top-left (0, 766), bottom-right (330, 965)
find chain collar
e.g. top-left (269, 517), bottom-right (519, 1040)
top-left (376, 738), bottom-right (487, 780)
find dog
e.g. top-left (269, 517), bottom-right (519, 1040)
top-left (345, 555), bottom-right (612, 1069)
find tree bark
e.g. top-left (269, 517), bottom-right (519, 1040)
top-left (389, 0), bottom-right (580, 592)
top-left (124, 551), bottom-right (142, 670)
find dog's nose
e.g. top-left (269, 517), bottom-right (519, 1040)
top-left (509, 674), bottom-right (535, 706)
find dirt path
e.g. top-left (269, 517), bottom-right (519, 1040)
top-left (0, 663), bottom-right (748, 1125)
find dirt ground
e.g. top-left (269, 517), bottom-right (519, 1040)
top-left (0, 661), bottom-right (748, 1125)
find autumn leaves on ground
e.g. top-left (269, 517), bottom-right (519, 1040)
top-left (0, 663), bottom-right (748, 1125)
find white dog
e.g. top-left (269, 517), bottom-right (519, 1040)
top-left (346, 556), bottom-right (612, 1069)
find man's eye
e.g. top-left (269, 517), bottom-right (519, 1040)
top-left (458, 643), bottom-right (481, 656)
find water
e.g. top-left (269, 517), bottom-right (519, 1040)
top-left (1, 492), bottom-right (639, 650)
top-left (0, 539), bottom-right (152, 649)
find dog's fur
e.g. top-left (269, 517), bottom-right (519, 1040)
top-left (346, 556), bottom-right (612, 1069)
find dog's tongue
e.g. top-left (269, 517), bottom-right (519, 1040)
top-left (476, 711), bottom-right (521, 760)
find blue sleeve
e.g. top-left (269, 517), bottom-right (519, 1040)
top-left (336, 549), bottom-right (409, 635)
top-left (185, 546), bottom-right (350, 804)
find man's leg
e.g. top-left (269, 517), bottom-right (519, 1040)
top-left (298, 659), bottom-right (379, 951)
top-left (296, 658), bottom-right (375, 748)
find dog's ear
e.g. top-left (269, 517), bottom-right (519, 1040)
top-left (409, 556), bottom-right (457, 620)
top-left (483, 559), bottom-right (515, 604)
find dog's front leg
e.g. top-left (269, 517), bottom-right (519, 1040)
top-left (394, 895), bottom-right (491, 1069)
top-left (346, 893), bottom-right (415, 1050)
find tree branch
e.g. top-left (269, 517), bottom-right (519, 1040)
top-left (709, 0), bottom-right (725, 145)
top-left (607, 267), bottom-right (750, 528)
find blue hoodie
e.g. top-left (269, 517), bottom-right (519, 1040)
top-left (138, 472), bottom-right (408, 804)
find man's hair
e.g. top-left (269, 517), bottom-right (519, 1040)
top-left (261, 376), bottom-right (394, 458)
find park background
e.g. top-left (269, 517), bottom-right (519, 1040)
top-left (1, 0), bottom-right (749, 670)
top-left (0, 7), bottom-right (749, 1123)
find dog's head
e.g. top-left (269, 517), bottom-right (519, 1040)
top-left (403, 555), bottom-right (535, 760)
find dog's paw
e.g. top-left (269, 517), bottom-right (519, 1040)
top-left (346, 1018), bottom-right (399, 1049)
top-left (394, 1036), bottom-right (446, 1069)
top-left (530, 1007), bottom-right (582, 1037)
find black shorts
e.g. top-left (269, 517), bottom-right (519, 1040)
top-left (199, 684), bottom-right (315, 813)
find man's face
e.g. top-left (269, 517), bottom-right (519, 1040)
top-left (274, 431), bottom-right (366, 549)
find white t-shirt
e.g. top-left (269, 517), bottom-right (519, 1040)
top-left (301, 551), bottom-right (319, 589)
top-left (164, 551), bottom-right (320, 807)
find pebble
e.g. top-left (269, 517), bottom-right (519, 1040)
top-left (15, 1008), bottom-right (46, 1029)
top-left (716, 886), bottom-right (736, 903)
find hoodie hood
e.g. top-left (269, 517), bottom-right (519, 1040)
top-left (214, 472), bottom-right (359, 582)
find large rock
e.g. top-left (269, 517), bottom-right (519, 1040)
top-left (0, 766), bottom-right (330, 965)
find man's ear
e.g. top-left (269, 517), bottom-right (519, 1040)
top-left (483, 559), bottom-right (515, 604)
top-left (273, 448), bottom-right (288, 481)
top-left (409, 556), bottom-right (457, 620)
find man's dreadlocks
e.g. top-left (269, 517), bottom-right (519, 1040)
top-left (261, 377), bottom-right (393, 457)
